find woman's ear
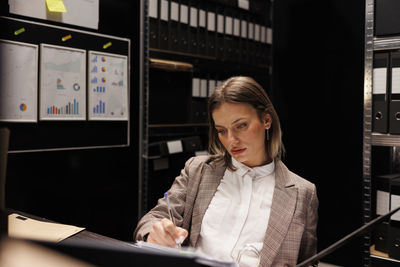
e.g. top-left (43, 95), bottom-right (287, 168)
top-left (264, 113), bottom-right (272, 129)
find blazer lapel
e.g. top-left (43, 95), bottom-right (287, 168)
top-left (190, 160), bottom-right (226, 247)
top-left (260, 160), bottom-right (298, 266)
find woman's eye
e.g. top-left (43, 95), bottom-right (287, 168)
top-left (238, 123), bottom-right (247, 129)
top-left (217, 129), bottom-right (226, 134)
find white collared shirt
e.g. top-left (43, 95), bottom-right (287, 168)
top-left (196, 158), bottom-right (275, 267)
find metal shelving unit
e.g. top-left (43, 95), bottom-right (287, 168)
top-left (363, 0), bottom-right (400, 266)
top-left (362, 1), bottom-right (374, 266)
top-left (139, 0), bottom-right (274, 217)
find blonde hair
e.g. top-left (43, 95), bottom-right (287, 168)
top-left (208, 76), bottom-right (285, 170)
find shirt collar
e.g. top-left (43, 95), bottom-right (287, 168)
top-left (231, 157), bottom-right (275, 179)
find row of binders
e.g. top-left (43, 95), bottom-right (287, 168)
top-left (373, 51), bottom-right (400, 134)
top-left (148, 0), bottom-right (272, 64)
top-left (192, 77), bottom-right (223, 98)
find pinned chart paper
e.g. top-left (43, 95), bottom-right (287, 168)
top-left (88, 51), bottom-right (129, 121)
top-left (0, 39), bottom-right (38, 122)
top-left (9, 0), bottom-right (99, 30)
top-left (40, 44), bottom-right (86, 120)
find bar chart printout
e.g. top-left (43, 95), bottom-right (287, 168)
top-left (88, 51), bottom-right (128, 120)
top-left (0, 39), bottom-right (38, 122)
top-left (40, 44), bottom-right (86, 120)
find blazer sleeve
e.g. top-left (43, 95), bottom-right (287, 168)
top-left (298, 183), bottom-right (319, 264)
top-left (133, 157), bottom-right (197, 241)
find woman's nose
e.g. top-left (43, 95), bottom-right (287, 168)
top-left (228, 131), bottom-right (239, 143)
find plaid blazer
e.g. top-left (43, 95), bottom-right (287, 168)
top-left (134, 156), bottom-right (318, 267)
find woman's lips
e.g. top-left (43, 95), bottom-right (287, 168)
top-left (231, 148), bottom-right (246, 155)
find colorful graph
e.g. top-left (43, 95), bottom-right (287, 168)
top-left (73, 83), bottom-right (80, 91)
top-left (57, 78), bottom-right (65, 90)
top-left (93, 86), bottom-right (106, 93)
top-left (93, 100), bottom-right (105, 114)
top-left (19, 103), bottom-right (27, 112)
top-left (47, 99), bottom-right (79, 115)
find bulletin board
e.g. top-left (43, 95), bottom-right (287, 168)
top-left (0, 16), bottom-right (131, 152)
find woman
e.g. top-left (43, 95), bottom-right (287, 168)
top-left (134, 76), bottom-right (318, 267)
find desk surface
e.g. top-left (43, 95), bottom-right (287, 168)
top-left (6, 209), bottom-right (134, 249)
top-left (3, 209), bottom-right (212, 267)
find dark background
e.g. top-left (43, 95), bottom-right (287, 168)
top-left (2, 0), bottom-right (366, 266)
top-left (273, 0), bottom-right (364, 266)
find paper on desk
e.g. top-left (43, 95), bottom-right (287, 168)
top-left (8, 213), bottom-right (85, 243)
top-left (134, 241), bottom-right (238, 267)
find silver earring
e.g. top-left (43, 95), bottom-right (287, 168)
top-left (266, 128), bottom-right (270, 141)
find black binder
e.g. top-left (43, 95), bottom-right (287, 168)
top-left (389, 178), bottom-right (400, 260)
top-left (247, 18), bottom-right (257, 65)
top-left (178, 0), bottom-right (189, 53)
top-left (389, 51), bottom-right (400, 134)
top-left (159, 0), bottom-right (169, 49)
top-left (375, 0), bottom-right (400, 36)
top-left (188, 0), bottom-right (198, 55)
top-left (231, 9), bottom-right (241, 62)
top-left (239, 11), bottom-right (249, 64)
top-left (373, 173), bottom-right (400, 253)
top-left (197, 2), bottom-right (207, 56)
top-left (149, 0), bottom-right (159, 49)
top-left (168, 0), bottom-right (180, 51)
top-left (206, 4), bottom-right (216, 57)
top-left (216, 6), bottom-right (225, 60)
top-left (372, 52), bottom-right (389, 133)
top-left (223, 8), bottom-right (234, 61)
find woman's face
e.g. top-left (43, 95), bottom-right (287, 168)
top-left (212, 102), bottom-right (271, 167)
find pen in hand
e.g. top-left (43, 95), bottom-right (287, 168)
top-left (164, 192), bottom-right (184, 247)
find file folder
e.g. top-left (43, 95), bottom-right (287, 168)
top-left (190, 98), bottom-right (208, 123)
top-left (247, 19), bottom-right (257, 64)
top-left (181, 136), bottom-right (203, 152)
top-left (159, 0), bottom-right (169, 49)
top-left (179, 0), bottom-right (189, 52)
top-left (216, 8), bottom-right (225, 60)
top-left (169, 1), bottom-right (180, 51)
top-left (375, 0), bottom-right (400, 36)
top-left (239, 12), bottom-right (249, 64)
top-left (254, 21), bottom-right (263, 65)
top-left (389, 51), bottom-right (400, 134)
top-left (198, 3), bottom-right (207, 56)
top-left (372, 52), bottom-right (389, 133)
top-left (149, 0), bottom-right (159, 49)
top-left (232, 10), bottom-right (241, 61)
top-left (206, 5), bottom-right (216, 57)
top-left (389, 178), bottom-right (400, 260)
top-left (374, 221), bottom-right (389, 253)
top-left (224, 10), bottom-right (234, 61)
top-left (188, 0), bottom-right (198, 55)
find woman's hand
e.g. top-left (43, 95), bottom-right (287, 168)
top-left (147, 218), bottom-right (188, 247)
